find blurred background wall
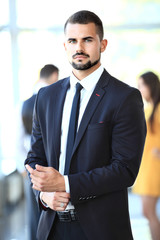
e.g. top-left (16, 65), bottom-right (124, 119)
top-left (0, 0), bottom-right (160, 176)
top-left (0, 1), bottom-right (160, 238)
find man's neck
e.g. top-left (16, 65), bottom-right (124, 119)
top-left (72, 63), bottom-right (101, 80)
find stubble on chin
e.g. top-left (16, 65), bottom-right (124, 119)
top-left (71, 58), bottom-right (100, 71)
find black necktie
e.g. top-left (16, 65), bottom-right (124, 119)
top-left (64, 83), bottom-right (83, 174)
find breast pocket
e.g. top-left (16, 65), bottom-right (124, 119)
top-left (87, 123), bottom-right (109, 144)
top-left (85, 122), bottom-right (111, 167)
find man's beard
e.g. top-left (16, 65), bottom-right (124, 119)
top-left (71, 52), bottom-right (100, 70)
top-left (71, 58), bottom-right (100, 70)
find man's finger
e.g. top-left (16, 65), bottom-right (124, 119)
top-left (57, 197), bottom-right (70, 204)
top-left (25, 164), bottom-right (34, 174)
top-left (35, 164), bottom-right (50, 172)
top-left (58, 192), bottom-right (70, 199)
top-left (26, 165), bottom-right (42, 178)
top-left (32, 182), bottom-right (41, 191)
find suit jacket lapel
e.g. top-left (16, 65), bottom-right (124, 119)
top-left (71, 70), bottom-right (110, 160)
top-left (54, 78), bottom-right (70, 167)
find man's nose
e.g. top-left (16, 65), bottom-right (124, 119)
top-left (76, 41), bottom-right (84, 53)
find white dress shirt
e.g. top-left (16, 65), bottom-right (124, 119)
top-left (59, 65), bottom-right (104, 210)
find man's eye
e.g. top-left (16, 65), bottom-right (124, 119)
top-left (85, 39), bottom-right (92, 42)
top-left (69, 40), bottom-right (76, 44)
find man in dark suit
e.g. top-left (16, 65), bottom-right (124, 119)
top-left (25, 10), bottom-right (146, 240)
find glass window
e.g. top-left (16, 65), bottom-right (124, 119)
top-left (16, 0), bottom-right (67, 28)
top-left (103, 29), bottom-right (160, 86)
top-left (0, 31), bottom-right (16, 175)
top-left (0, 0), bottom-right (9, 26)
top-left (18, 30), bottom-right (66, 100)
top-left (16, 0), bottom-right (160, 28)
top-left (117, 1), bottom-right (160, 25)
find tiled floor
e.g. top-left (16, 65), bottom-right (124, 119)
top-left (0, 192), bottom-right (160, 240)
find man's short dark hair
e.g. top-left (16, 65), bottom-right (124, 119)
top-left (64, 10), bottom-right (104, 41)
top-left (40, 64), bottom-right (59, 79)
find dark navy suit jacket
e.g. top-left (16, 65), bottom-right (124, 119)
top-left (22, 94), bottom-right (37, 134)
top-left (25, 69), bottom-right (146, 240)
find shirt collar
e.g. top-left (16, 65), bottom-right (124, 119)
top-left (70, 65), bottom-right (104, 91)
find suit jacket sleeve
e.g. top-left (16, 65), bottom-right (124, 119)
top-left (68, 89), bottom-right (146, 205)
top-left (25, 88), bottom-right (48, 210)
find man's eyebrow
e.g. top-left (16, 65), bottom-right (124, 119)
top-left (67, 38), bottom-right (76, 41)
top-left (67, 36), bottom-right (94, 41)
top-left (83, 36), bottom-right (94, 40)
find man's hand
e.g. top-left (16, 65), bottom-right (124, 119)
top-left (25, 164), bottom-right (65, 192)
top-left (42, 192), bottom-right (70, 211)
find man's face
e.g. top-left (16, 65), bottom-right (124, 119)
top-left (64, 23), bottom-right (107, 71)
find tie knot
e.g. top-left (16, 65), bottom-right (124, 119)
top-left (76, 82), bottom-right (83, 92)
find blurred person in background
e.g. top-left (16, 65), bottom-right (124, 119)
top-left (25, 10), bottom-right (146, 240)
top-left (133, 71), bottom-right (160, 240)
top-left (16, 64), bottom-right (59, 240)
top-left (22, 64), bottom-right (59, 139)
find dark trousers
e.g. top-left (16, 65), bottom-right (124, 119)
top-left (48, 215), bottom-right (88, 240)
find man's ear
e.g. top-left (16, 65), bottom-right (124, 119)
top-left (64, 42), bottom-right (67, 51)
top-left (100, 39), bottom-right (108, 53)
